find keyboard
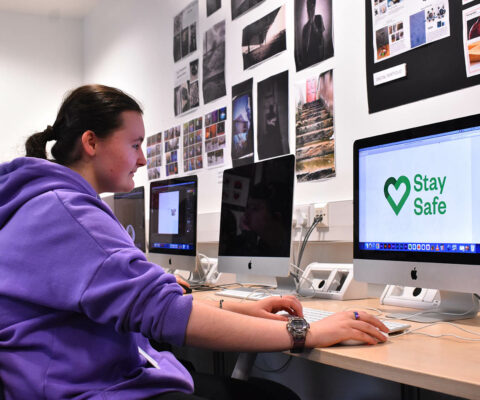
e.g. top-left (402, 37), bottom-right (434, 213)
top-left (216, 288), bottom-right (410, 334)
top-left (302, 307), bottom-right (410, 334)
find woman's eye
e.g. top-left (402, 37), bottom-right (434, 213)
top-left (133, 144), bottom-right (140, 150)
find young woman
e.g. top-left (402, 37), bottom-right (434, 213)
top-left (0, 85), bottom-right (387, 399)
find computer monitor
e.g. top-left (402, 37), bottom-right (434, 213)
top-left (218, 154), bottom-right (295, 288)
top-left (148, 175), bottom-right (198, 276)
top-left (354, 114), bottom-right (480, 322)
top-left (113, 187), bottom-right (146, 252)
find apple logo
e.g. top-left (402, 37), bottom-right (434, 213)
top-left (411, 267), bottom-right (418, 280)
top-left (248, 260), bottom-right (252, 269)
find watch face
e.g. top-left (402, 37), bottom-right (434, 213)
top-left (291, 319), bottom-right (307, 329)
top-left (289, 317), bottom-right (309, 332)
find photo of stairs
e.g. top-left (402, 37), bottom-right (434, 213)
top-left (295, 96), bottom-right (335, 182)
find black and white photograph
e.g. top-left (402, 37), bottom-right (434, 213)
top-left (190, 59), bottom-right (198, 81)
top-left (257, 70), bottom-right (289, 160)
top-left (231, 79), bottom-right (254, 167)
top-left (189, 80), bottom-right (199, 108)
top-left (203, 20), bottom-right (226, 104)
top-left (294, 69), bottom-right (335, 182)
top-left (173, 1), bottom-right (198, 62)
top-left (294, 0), bottom-right (334, 71)
top-left (207, 0), bottom-right (221, 17)
top-left (242, 5), bottom-right (286, 70)
top-left (174, 60), bottom-right (200, 116)
top-left (231, 0), bottom-right (265, 20)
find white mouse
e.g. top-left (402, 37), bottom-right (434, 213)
top-left (339, 330), bottom-right (388, 346)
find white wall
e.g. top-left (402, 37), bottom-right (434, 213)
top-left (0, 11), bottom-right (83, 162)
top-left (84, 0), bottom-right (480, 217)
top-left (2, 4), bottom-right (469, 397)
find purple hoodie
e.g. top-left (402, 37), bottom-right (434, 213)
top-left (0, 157), bottom-right (194, 399)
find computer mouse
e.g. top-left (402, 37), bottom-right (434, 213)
top-left (339, 330), bottom-right (388, 346)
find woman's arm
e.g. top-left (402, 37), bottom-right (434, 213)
top-left (185, 301), bottom-right (388, 352)
top-left (198, 295), bottom-right (303, 321)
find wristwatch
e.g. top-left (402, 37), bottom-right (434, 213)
top-left (286, 316), bottom-right (310, 353)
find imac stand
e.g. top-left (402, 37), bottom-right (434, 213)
top-left (386, 291), bottom-right (480, 322)
top-left (236, 274), bottom-right (297, 295)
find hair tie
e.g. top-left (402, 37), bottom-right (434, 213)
top-left (44, 125), bottom-right (57, 141)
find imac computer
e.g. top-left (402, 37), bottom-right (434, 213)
top-left (113, 187), bottom-right (146, 252)
top-left (148, 176), bottom-right (199, 278)
top-left (218, 154), bottom-right (296, 290)
top-left (354, 114), bottom-right (480, 322)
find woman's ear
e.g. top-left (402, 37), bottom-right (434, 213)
top-left (80, 130), bottom-right (98, 157)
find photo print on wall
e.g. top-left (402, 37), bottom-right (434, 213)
top-left (205, 107), bottom-right (227, 168)
top-left (174, 59), bottom-right (200, 116)
top-left (231, 79), bottom-right (254, 167)
top-left (164, 126), bottom-right (181, 177)
top-left (183, 117), bottom-right (204, 173)
top-left (203, 20), bottom-right (227, 104)
top-left (231, 0), bottom-right (265, 20)
top-left (147, 132), bottom-right (163, 181)
top-left (295, 69), bottom-right (335, 182)
top-left (174, 0), bottom-right (198, 62)
top-left (294, 0), bottom-right (334, 71)
top-left (242, 5), bottom-right (286, 70)
top-left (257, 70), bottom-right (289, 160)
top-left (207, 0), bottom-right (221, 17)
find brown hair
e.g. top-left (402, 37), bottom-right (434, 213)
top-left (25, 84), bottom-right (143, 165)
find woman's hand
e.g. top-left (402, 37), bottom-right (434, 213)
top-left (221, 295), bottom-right (303, 321)
top-left (307, 311), bottom-right (389, 347)
top-left (175, 275), bottom-right (190, 294)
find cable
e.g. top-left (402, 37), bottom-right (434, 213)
top-left (290, 263), bottom-right (316, 298)
top-left (384, 302), bottom-right (479, 321)
top-left (296, 214), bottom-right (323, 273)
top-left (399, 322), bottom-right (480, 342)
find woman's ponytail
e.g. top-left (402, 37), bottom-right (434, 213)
top-left (25, 126), bottom-right (57, 159)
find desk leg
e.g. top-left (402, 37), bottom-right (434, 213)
top-left (212, 351), bottom-right (226, 376)
top-left (231, 353), bottom-right (257, 381)
top-left (401, 384), bottom-right (420, 400)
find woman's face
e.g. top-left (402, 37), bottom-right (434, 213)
top-left (93, 111), bottom-right (146, 193)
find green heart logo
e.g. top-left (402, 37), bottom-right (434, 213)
top-left (384, 176), bottom-right (411, 216)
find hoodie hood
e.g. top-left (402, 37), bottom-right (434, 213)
top-left (0, 157), bottom-right (98, 228)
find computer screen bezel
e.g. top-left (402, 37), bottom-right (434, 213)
top-left (113, 186), bottom-right (146, 253)
top-left (353, 113), bottom-right (480, 267)
top-left (217, 154), bottom-right (295, 280)
top-left (148, 175), bottom-right (198, 257)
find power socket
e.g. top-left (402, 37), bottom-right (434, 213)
top-left (292, 204), bottom-right (315, 229)
top-left (314, 203), bottom-right (329, 228)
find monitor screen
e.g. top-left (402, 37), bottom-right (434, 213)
top-left (218, 154), bottom-right (295, 280)
top-left (148, 176), bottom-right (197, 271)
top-left (113, 187), bottom-right (146, 252)
top-left (354, 114), bottom-right (480, 298)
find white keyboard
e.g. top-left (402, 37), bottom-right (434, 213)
top-left (216, 288), bottom-right (411, 334)
top-left (302, 307), bottom-right (410, 334)
top-left (216, 287), bottom-right (294, 300)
